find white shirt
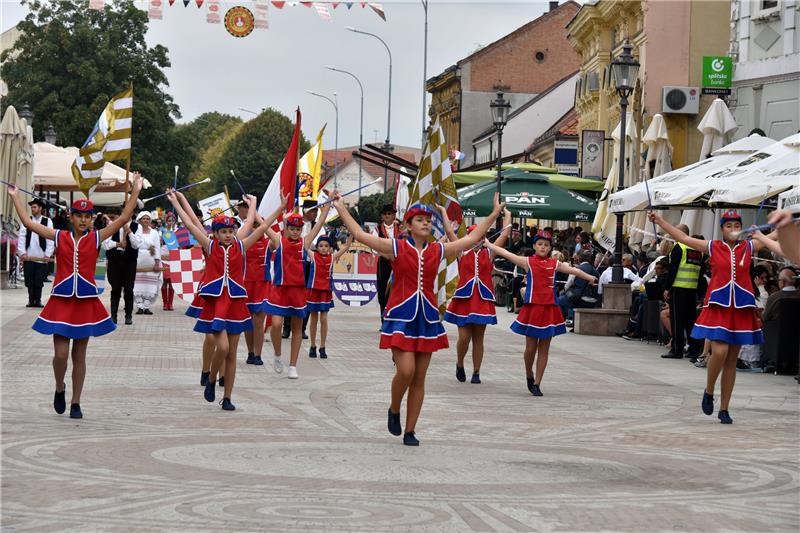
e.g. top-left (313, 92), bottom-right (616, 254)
top-left (375, 223), bottom-right (396, 239)
top-left (102, 226), bottom-right (140, 252)
top-left (129, 228), bottom-right (161, 268)
top-left (598, 266), bottom-right (640, 295)
top-left (17, 215), bottom-right (54, 262)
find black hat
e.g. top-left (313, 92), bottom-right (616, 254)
top-left (28, 198), bottom-right (46, 208)
top-left (380, 203), bottom-right (397, 214)
top-left (302, 199), bottom-right (318, 210)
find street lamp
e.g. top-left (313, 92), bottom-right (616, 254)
top-left (345, 26), bottom-right (392, 192)
top-left (237, 107), bottom-right (259, 116)
top-left (610, 41), bottom-right (640, 283)
top-left (44, 123), bottom-right (57, 145)
top-left (18, 104), bottom-right (33, 127)
top-left (325, 65), bottom-right (364, 200)
top-left (489, 91), bottom-right (511, 198)
top-left (307, 90), bottom-right (339, 190)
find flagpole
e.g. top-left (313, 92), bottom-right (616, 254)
top-left (124, 156), bottom-right (131, 203)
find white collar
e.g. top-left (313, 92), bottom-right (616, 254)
top-left (782, 286), bottom-right (798, 292)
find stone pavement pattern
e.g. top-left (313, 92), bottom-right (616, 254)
top-left (1, 287), bottom-right (799, 532)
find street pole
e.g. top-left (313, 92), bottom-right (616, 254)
top-left (325, 67), bottom-right (364, 201)
top-left (612, 100), bottom-right (628, 284)
top-left (496, 129), bottom-right (503, 230)
top-left (307, 90), bottom-right (339, 191)
top-left (421, 0), bottom-right (429, 148)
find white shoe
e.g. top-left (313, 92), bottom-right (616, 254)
top-left (287, 366), bottom-right (299, 379)
top-left (273, 356), bottom-right (284, 374)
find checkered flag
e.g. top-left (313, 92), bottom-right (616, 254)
top-left (167, 248), bottom-right (205, 303)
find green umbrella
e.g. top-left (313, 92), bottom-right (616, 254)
top-left (459, 168), bottom-right (597, 222)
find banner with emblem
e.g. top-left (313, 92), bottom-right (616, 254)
top-left (167, 248), bottom-right (205, 303)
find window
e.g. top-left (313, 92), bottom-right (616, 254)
top-left (762, 0), bottom-right (778, 9)
top-left (535, 51), bottom-right (546, 62)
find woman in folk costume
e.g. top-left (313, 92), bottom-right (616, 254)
top-left (168, 191), bottom-right (283, 411)
top-left (131, 211), bottom-right (162, 315)
top-left (332, 193), bottom-right (504, 446)
top-left (264, 203), bottom-right (331, 379)
top-left (307, 234), bottom-right (353, 359)
top-left (485, 231), bottom-right (597, 397)
top-left (6, 174), bottom-right (144, 419)
top-left (439, 205), bottom-right (512, 384)
top-left (649, 210), bottom-right (766, 424)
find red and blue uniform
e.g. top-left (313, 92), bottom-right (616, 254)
top-left (193, 237), bottom-right (252, 334)
top-left (186, 246), bottom-right (208, 318)
top-left (244, 234), bottom-right (271, 313)
top-left (443, 247), bottom-right (497, 326)
top-left (380, 238), bottom-right (449, 352)
top-left (264, 236), bottom-right (308, 318)
top-left (33, 230), bottom-right (115, 338)
top-left (511, 256), bottom-right (566, 338)
top-left (691, 240), bottom-right (763, 345)
top-left (306, 250), bottom-right (335, 312)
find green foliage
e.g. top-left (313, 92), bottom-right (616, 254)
top-left (171, 112), bottom-right (243, 181)
top-left (1, 0), bottom-right (178, 187)
top-left (355, 189), bottom-right (396, 225)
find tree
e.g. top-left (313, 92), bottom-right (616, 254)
top-left (355, 189), bottom-right (396, 224)
top-left (171, 112), bottom-right (243, 183)
top-left (1, 0), bottom-right (179, 188)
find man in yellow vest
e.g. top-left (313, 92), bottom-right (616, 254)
top-left (662, 225), bottom-right (705, 360)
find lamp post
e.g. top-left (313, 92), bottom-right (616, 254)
top-left (44, 123), bottom-right (57, 145)
top-left (345, 26), bottom-right (392, 192)
top-left (421, 0), bottom-right (429, 148)
top-left (307, 90), bottom-right (339, 190)
top-left (18, 104), bottom-right (33, 127)
top-left (237, 107), bottom-right (259, 116)
top-left (489, 90), bottom-right (510, 196)
top-left (325, 65), bottom-right (364, 200)
top-left (610, 41), bottom-right (640, 283)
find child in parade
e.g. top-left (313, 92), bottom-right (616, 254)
top-left (649, 210), bottom-right (766, 424)
top-left (168, 192), bottom-right (283, 411)
top-left (6, 174), bottom-right (144, 419)
top-left (238, 204), bottom-right (271, 367)
top-left (264, 203), bottom-right (331, 379)
top-left (484, 230), bottom-right (597, 397)
top-left (307, 234), bottom-right (353, 359)
top-left (439, 204), bottom-right (512, 384)
top-left (332, 192), bottom-right (504, 446)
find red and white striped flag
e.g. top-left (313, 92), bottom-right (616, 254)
top-left (314, 2), bottom-right (332, 20)
top-left (254, 0), bottom-right (269, 28)
top-left (206, 0), bottom-right (221, 23)
top-left (148, 0), bottom-right (164, 19)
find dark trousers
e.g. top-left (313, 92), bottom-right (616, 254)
top-left (23, 261), bottom-right (48, 304)
top-left (107, 258), bottom-right (137, 318)
top-left (670, 287), bottom-right (699, 357)
top-left (376, 258), bottom-right (392, 323)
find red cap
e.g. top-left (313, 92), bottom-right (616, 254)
top-left (533, 230), bottom-right (552, 243)
top-left (720, 210), bottom-right (742, 226)
top-left (285, 213), bottom-right (304, 228)
top-left (71, 199), bottom-right (94, 213)
top-left (403, 203), bottom-right (434, 224)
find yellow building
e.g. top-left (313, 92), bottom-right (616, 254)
top-left (567, 0), bottom-right (731, 180)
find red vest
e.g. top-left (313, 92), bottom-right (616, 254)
top-left (307, 251), bottom-right (333, 291)
top-left (198, 238), bottom-right (247, 298)
top-left (453, 248), bottom-right (495, 301)
top-left (51, 230), bottom-right (101, 298)
top-left (377, 222), bottom-right (400, 238)
top-left (523, 255), bottom-right (559, 305)
top-left (245, 234), bottom-right (267, 282)
top-left (272, 235), bottom-right (307, 287)
top-left (384, 238), bottom-right (443, 323)
top-left (705, 240), bottom-right (756, 308)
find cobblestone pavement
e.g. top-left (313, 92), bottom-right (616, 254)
top-left (1, 287), bottom-right (799, 532)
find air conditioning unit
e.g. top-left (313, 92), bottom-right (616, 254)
top-left (662, 86), bottom-right (700, 114)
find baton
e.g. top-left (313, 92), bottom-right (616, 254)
top-left (142, 178), bottom-right (211, 203)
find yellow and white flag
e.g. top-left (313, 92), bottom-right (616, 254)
top-left (71, 86), bottom-right (133, 194)
top-left (410, 116), bottom-right (464, 315)
top-left (298, 124), bottom-right (326, 203)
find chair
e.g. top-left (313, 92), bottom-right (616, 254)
top-left (762, 298), bottom-right (800, 375)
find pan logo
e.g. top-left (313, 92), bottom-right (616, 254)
top-left (503, 193), bottom-right (550, 205)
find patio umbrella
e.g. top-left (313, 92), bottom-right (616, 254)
top-left (453, 167), bottom-right (604, 192)
top-left (459, 168), bottom-right (596, 221)
top-left (777, 186), bottom-right (799, 214)
top-left (0, 106), bottom-right (27, 226)
top-left (630, 114), bottom-right (673, 250)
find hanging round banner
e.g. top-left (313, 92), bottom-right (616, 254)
top-left (224, 6), bottom-right (254, 38)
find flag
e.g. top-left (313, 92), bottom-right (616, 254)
top-left (257, 108), bottom-right (302, 224)
top-left (254, 0), bottom-right (269, 28)
top-left (314, 2), bottom-right (332, 20)
top-left (368, 2), bottom-right (386, 20)
top-left (207, 0), bottom-right (221, 23)
top-left (271, 1), bottom-right (285, 7)
top-left (298, 124), bottom-right (326, 203)
top-left (409, 116), bottom-right (464, 314)
top-left (71, 86), bottom-right (133, 194)
top-left (345, 2), bottom-right (353, 8)
top-left (195, 0), bottom-right (204, 7)
top-left (183, 0), bottom-right (190, 7)
top-left (167, 248), bottom-right (205, 303)
top-left (175, 227), bottom-right (199, 248)
top-left (148, 0), bottom-right (163, 19)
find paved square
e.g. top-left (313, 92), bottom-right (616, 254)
top-left (2, 287), bottom-right (798, 531)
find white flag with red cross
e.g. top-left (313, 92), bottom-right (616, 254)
top-left (167, 248), bottom-right (205, 303)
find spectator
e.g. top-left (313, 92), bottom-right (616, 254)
top-left (509, 229), bottom-right (524, 255)
top-left (738, 265), bottom-right (772, 369)
top-left (17, 198), bottom-right (54, 307)
top-left (635, 252), bottom-right (650, 277)
top-left (621, 258), bottom-right (669, 340)
top-left (597, 253), bottom-right (640, 295)
top-left (662, 225), bottom-right (704, 360)
top-left (558, 250), bottom-right (599, 326)
top-left (762, 267), bottom-right (800, 322)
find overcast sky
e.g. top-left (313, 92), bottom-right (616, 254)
top-left (2, 1), bottom-right (557, 149)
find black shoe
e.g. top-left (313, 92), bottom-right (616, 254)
top-left (26, 302), bottom-right (35, 307)
top-left (455, 365), bottom-right (466, 382)
top-left (688, 357), bottom-right (698, 364)
top-left (302, 332), bottom-right (309, 340)
top-left (143, 309), bottom-right (153, 315)
top-left (319, 347), bottom-right (327, 359)
top-left (403, 432), bottom-right (420, 446)
top-left (281, 330), bottom-right (290, 339)
top-left (124, 316), bottom-right (133, 325)
top-left (531, 384), bottom-right (543, 397)
top-left (718, 410), bottom-right (732, 424)
top-left (661, 353), bottom-right (683, 359)
top-left (200, 371), bottom-right (210, 387)
top-left (34, 301), bottom-right (44, 308)
top-left (136, 309), bottom-right (144, 315)
top-left (204, 382), bottom-right (215, 403)
top-left (218, 376), bottom-right (225, 387)
top-left (387, 409), bottom-right (402, 436)
top-left (527, 376), bottom-right (535, 393)
top-left (471, 373), bottom-right (481, 384)
top-left (246, 352), bottom-right (255, 364)
top-left (69, 403), bottom-right (83, 419)
top-left (111, 315), bottom-right (118, 324)
top-left (220, 398), bottom-right (236, 411)
top-left (252, 356), bottom-right (264, 366)
top-left (309, 346), bottom-right (317, 358)
top-left (702, 390), bottom-right (714, 415)
top-left (736, 359), bottom-right (749, 370)
top-left (53, 390), bottom-right (66, 414)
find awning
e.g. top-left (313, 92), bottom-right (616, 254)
top-left (454, 165), bottom-right (605, 192)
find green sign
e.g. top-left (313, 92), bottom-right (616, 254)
top-left (702, 56), bottom-right (732, 88)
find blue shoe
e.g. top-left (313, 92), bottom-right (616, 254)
top-left (246, 353), bottom-right (255, 364)
top-left (53, 389), bottom-right (66, 414)
top-left (531, 384), bottom-right (543, 397)
top-left (456, 365), bottom-right (466, 382)
top-left (69, 403), bottom-right (83, 419)
top-left (309, 346), bottom-right (317, 358)
top-left (220, 398), bottom-right (236, 411)
top-left (403, 432), bottom-right (420, 446)
top-left (200, 371), bottom-right (210, 387)
top-left (527, 377), bottom-right (535, 393)
top-left (718, 410), bottom-right (733, 424)
top-left (471, 373), bottom-right (481, 384)
top-left (319, 347), bottom-right (328, 359)
top-left (218, 376), bottom-right (224, 387)
top-left (387, 409), bottom-right (402, 436)
top-left (702, 390), bottom-right (714, 415)
top-left (252, 356), bottom-right (264, 366)
top-left (204, 382), bottom-right (215, 403)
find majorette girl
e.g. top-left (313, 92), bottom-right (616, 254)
top-left (439, 205), bottom-right (512, 384)
top-left (168, 192), bottom-right (283, 411)
top-left (650, 210), bottom-right (766, 424)
top-left (6, 173), bottom-right (144, 419)
top-left (332, 193), bottom-right (504, 446)
top-left (306, 234), bottom-right (353, 360)
top-left (485, 230), bottom-right (597, 397)
top-left (264, 203), bottom-right (330, 380)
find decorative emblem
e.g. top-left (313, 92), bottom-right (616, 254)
top-left (224, 6), bottom-right (254, 38)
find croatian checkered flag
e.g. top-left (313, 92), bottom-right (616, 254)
top-left (167, 248), bottom-right (205, 303)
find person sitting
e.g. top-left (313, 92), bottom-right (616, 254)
top-left (762, 267), bottom-right (800, 322)
top-left (597, 253), bottom-right (640, 296)
top-left (557, 250), bottom-right (599, 326)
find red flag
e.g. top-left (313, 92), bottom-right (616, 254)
top-left (196, 0), bottom-right (204, 7)
top-left (301, 1), bottom-right (313, 6)
top-left (281, 108), bottom-right (302, 212)
top-left (271, 1), bottom-right (285, 7)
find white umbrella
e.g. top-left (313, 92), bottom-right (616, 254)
top-left (592, 113), bottom-right (637, 251)
top-left (0, 106), bottom-right (27, 224)
top-left (777, 186), bottom-right (800, 214)
top-left (630, 114), bottom-right (673, 250)
top-left (33, 142), bottom-right (141, 189)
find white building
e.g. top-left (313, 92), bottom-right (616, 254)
top-left (728, 0), bottom-right (800, 139)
